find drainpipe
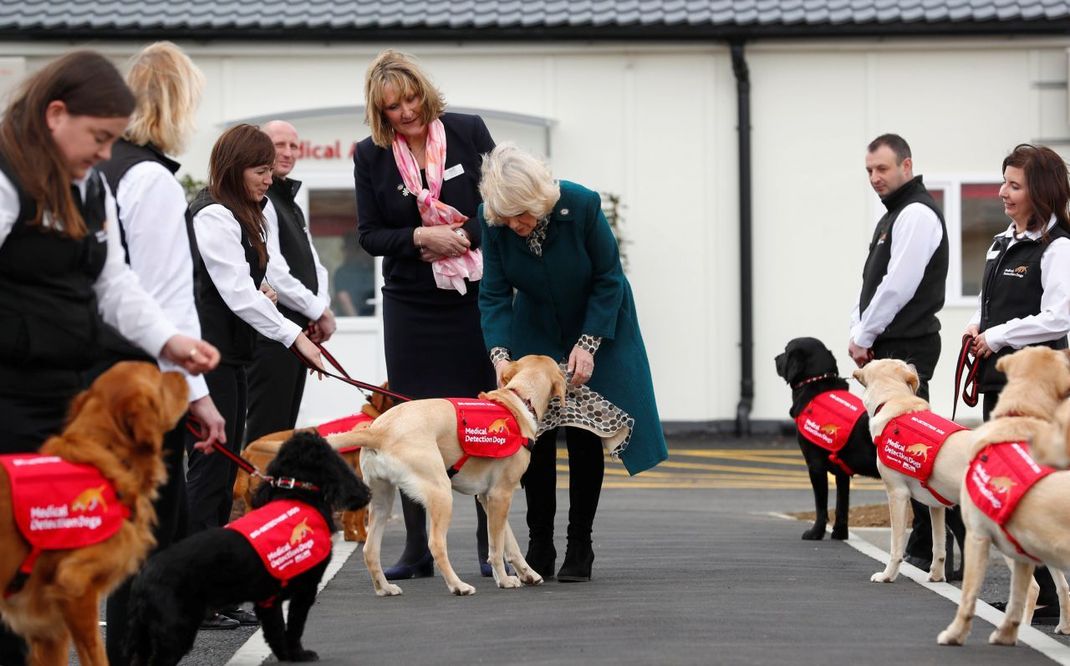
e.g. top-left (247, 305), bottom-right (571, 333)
top-left (731, 41), bottom-right (754, 437)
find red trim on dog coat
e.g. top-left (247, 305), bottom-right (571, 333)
top-left (0, 454), bottom-right (129, 596)
top-left (445, 398), bottom-right (528, 476)
top-left (317, 413), bottom-right (374, 454)
top-left (795, 390), bottom-right (865, 475)
top-left (966, 442), bottom-right (1054, 562)
top-left (875, 411), bottom-right (967, 506)
top-left (227, 500), bottom-right (331, 586)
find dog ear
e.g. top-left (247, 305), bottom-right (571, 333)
top-left (552, 369), bottom-right (567, 403)
top-left (995, 354), bottom-right (1010, 375)
top-left (851, 367), bottom-right (867, 387)
top-left (906, 370), bottom-right (920, 395)
top-left (65, 388), bottom-right (93, 425)
top-left (500, 361), bottom-right (519, 386)
top-left (124, 393), bottom-right (167, 454)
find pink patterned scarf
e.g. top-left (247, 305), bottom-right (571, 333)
top-left (392, 118), bottom-right (482, 294)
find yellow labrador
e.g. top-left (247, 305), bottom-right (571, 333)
top-left (854, 359), bottom-right (977, 584)
top-left (328, 355), bottom-right (566, 596)
top-left (939, 347), bottom-right (1070, 647)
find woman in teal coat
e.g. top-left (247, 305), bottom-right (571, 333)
top-left (478, 143), bottom-right (667, 582)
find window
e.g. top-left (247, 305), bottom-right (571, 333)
top-left (924, 177), bottom-right (1006, 306)
top-left (306, 189), bottom-right (377, 317)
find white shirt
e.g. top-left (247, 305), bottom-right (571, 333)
top-left (0, 169), bottom-right (179, 359)
top-left (968, 216), bottom-right (1070, 352)
top-left (263, 198), bottom-right (329, 321)
top-left (191, 203), bottom-right (302, 347)
top-left (116, 161), bottom-right (208, 401)
top-left (850, 202), bottom-right (943, 348)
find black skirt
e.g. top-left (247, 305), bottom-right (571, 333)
top-left (381, 281), bottom-right (495, 399)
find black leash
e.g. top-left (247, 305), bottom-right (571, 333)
top-left (291, 341), bottom-right (412, 403)
top-left (953, 333), bottom-right (980, 419)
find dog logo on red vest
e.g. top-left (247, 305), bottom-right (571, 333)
top-left (70, 485), bottom-right (108, 513)
top-left (290, 517), bottom-right (313, 545)
top-left (819, 423), bottom-right (840, 437)
top-left (905, 443), bottom-right (931, 461)
top-left (487, 418), bottom-right (511, 435)
top-left (989, 476), bottom-right (1017, 495)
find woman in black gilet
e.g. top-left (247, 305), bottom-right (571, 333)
top-left (185, 124), bottom-right (323, 537)
top-left (966, 143), bottom-right (1070, 622)
top-left (0, 51), bottom-right (219, 665)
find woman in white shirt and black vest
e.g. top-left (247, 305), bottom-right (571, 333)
top-left (966, 143), bottom-right (1070, 623)
top-left (0, 50), bottom-right (219, 665)
top-left (185, 124), bottom-right (323, 536)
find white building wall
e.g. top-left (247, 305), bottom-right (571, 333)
top-left (0, 38), bottom-right (1066, 427)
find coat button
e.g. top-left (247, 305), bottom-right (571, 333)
top-left (560, 208), bottom-right (569, 215)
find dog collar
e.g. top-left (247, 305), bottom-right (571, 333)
top-left (791, 372), bottom-right (839, 390)
top-left (508, 387), bottom-right (539, 420)
top-left (269, 477), bottom-right (321, 493)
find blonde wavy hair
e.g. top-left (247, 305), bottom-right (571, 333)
top-left (124, 42), bottom-right (205, 155)
top-left (363, 49), bottom-right (445, 148)
top-left (479, 143), bottom-right (560, 224)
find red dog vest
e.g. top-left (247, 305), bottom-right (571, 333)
top-left (0, 454), bottom-right (129, 596)
top-left (795, 390), bottom-right (865, 475)
top-left (317, 413), bottom-right (374, 454)
top-left (966, 441), bottom-right (1054, 561)
top-left (875, 411), bottom-right (967, 506)
top-left (445, 398), bottom-right (529, 476)
top-left (227, 500), bottom-right (331, 587)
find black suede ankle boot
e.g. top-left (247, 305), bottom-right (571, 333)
top-left (525, 539), bottom-right (557, 579)
top-left (557, 540), bottom-right (594, 582)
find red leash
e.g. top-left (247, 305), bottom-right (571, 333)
top-left (291, 341), bottom-right (411, 403)
top-left (953, 333), bottom-right (980, 419)
top-left (185, 418), bottom-right (319, 492)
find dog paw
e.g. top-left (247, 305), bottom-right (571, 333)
top-left (375, 583), bottom-right (403, 597)
top-left (1056, 624), bottom-right (1070, 636)
top-left (830, 527), bottom-right (848, 541)
top-left (801, 526), bottom-right (826, 541)
top-left (937, 629), bottom-right (964, 646)
top-left (496, 575), bottom-right (522, 589)
top-left (450, 581), bottom-right (476, 596)
top-left (870, 571), bottom-right (895, 583)
top-left (521, 571), bottom-right (544, 586)
top-left (988, 627), bottom-right (1018, 646)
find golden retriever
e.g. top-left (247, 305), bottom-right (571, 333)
top-left (0, 361), bottom-right (188, 665)
top-left (939, 347), bottom-right (1070, 647)
top-left (854, 359), bottom-right (976, 584)
top-left (328, 355), bottom-right (566, 596)
top-left (234, 385), bottom-right (396, 542)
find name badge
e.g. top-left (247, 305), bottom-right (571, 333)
top-left (443, 164), bottom-right (465, 181)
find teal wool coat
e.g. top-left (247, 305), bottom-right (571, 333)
top-left (478, 180), bottom-right (668, 475)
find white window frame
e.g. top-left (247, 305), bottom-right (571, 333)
top-left (923, 174), bottom-right (1004, 308)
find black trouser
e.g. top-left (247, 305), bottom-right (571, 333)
top-left (523, 427), bottom-right (604, 547)
top-left (983, 391), bottom-right (1058, 606)
top-left (244, 335), bottom-right (308, 444)
top-left (105, 417), bottom-right (190, 662)
top-left (872, 333), bottom-right (965, 561)
top-left (186, 363), bottom-right (247, 532)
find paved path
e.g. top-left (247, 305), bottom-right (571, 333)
top-left (154, 440), bottom-right (1068, 665)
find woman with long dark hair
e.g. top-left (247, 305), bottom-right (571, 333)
top-left (966, 143), bottom-right (1070, 623)
top-left (0, 50), bottom-right (218, 664)
top-left (185, 124), bottom-right (323, 626)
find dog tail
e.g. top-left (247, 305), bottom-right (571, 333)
top-left (326, 429), bottom-right (381, 452)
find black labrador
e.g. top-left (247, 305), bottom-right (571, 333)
top-left (775, 337), bottom-right (879, 540)
top-left (125, 432), bottom-right (371, 664)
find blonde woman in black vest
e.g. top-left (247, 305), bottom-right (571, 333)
top-left (965, 143), bottom-right (1070, 623)
top-left (0, 50), bottom-right (219, 665)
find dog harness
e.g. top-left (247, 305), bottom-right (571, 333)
top-left (226, 499), bottom-right (331, 600)
top-left (966, 441), bottom-right (1054, 562)
top-left (875, 411), bottom-right (967, 506)
top-left (795, 390), bottom-right (866, 475)
top-left (317, 412), bottom-right (374, 454)
top-left (445, 398), bottom-right (531, 477)
top-left (0, 454), bottom-right (129, 597)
